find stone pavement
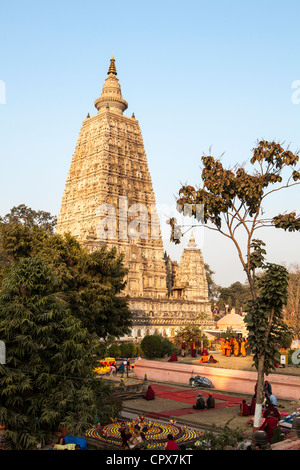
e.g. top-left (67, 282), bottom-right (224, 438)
top-left (103, 373), bottom-right (300, 439)
top-left (100, 354), bottom-right (300, 440)
top-left (120, 381), bottom-right (254, 437)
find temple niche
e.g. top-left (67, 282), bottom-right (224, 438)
top-left (56, 57), bottom-right (213, 341)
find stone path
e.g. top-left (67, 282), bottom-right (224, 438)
top-left (97, 357), bottom-right (300, 440)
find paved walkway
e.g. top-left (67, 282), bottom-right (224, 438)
top-left (109, 377), bottom-right (300, 438)
top-left (100, 356), bottom-right (300, 439)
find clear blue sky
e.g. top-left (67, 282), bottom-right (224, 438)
top-left (1, 0), bottom-right (300, 287)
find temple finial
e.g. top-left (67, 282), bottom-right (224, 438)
top-left (107, 56), bottom-right (117, 76)
top-left (187, 232), bottom-right (197, 249)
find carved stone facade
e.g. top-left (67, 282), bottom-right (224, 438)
top-left (56, 57), bottom-right (213, 340)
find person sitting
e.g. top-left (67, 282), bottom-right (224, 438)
top-left (199, 347), bottom-right (208, 356)
top-left (168, 353), bottom-right (178, 362)
top-left (131, 425), bottom-right (146, 449)
top-left (128, 427), bottom-right (145, 450)
top-left (143, 385), bottom-right (155, 401)
top-left (206, 393), bottom-right (215, 409)
top-left (118, 421), bottom-right (126, 438)
top-left (134, 425), bottom-right (146, 440)
top-left (193, 393), bottom-right (206, 409)
top-left (264, 380), bottom-right (272, 397)
top-left (121, 427), bottom-right (132, 450)
top-left (239, 399), bottom-right (250, 416)
top-left (199, 355), bottom-right (209, 363)
top-left (117, 363), bottom-right (125, 376)
top-left (264, 401), bottom-right (281, 420)
top-left (164, 434), bottom-right (178, 450)
top-left (208, 355), bottom-right (218, 363)
top-left (269, 393), bottom-right (278, 406)
top-left (260, 410), bottom-right (279, 443)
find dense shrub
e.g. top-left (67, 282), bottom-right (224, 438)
top-left (107, 344), bottom-right (121, 358)
top-left (120, 342), bottom-right (136, 357)
top-left (140, 335), bottom-right (175, 358)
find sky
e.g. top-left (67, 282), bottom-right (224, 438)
top-left (0, 0), bottom-right (300, 287)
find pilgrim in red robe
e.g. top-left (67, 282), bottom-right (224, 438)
top-left (260, 412), bottom-right (279, 443)
top-left (143, 385), bottom-right (155, 401)
top-left (239, 400), bottom-right (250, 416)
top-left (168, 353), bottom-right (178, 362)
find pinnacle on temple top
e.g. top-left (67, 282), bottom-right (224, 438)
top-left (187, 232), bottom-right (197, 249)
top-left (107, 56), bottom-right (117, 76)
top-left (94, 56), bottom-right (128, 115)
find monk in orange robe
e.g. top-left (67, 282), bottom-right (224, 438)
top-left (233, 338), bottom-right (240, 356)
top-left (225, 339), bottom-right (231, 356)
top-left (240, 339), bottom-right (247, 357)
top-left (199, 355), bottom-right (209, 363)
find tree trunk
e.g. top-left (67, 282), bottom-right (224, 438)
top-left (253, 354), bottom-right (265, 431)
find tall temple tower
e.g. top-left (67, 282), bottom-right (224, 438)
top-left (56, 57), bottom-right (167, 299)
top-left (56, 57), bottom-right (213, 339)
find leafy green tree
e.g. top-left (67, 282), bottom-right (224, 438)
top-left (140, 335), bottom-right (164, 358)
top-left (170, 140), bottom-right (300, 428)
top-left (0, 257), bottom-right (104, 449)
top-left (204, 263), bottom-right (221, 303)
top-left (107, 344), bottom-right (121, 358)
top-left (120, 342), bottom-right (136, 357)
top-left (218, 282), bottom-right (251, 313)
top-left (244, 263), bottom-right (292, 426)
top-left (160, 336), bottom-right (176, 356)
top-left (173, 324), bottom-right (208, 350)
top-left (0, 204), bottom-right (57, 233)
top-left (0, 207), bottom-right (132, 340)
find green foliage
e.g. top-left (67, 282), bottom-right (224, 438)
top-left (93, 380), bottom-right (122, 425)
top-left (280, 332), bottom-right (293, 349)
top-left (218, 281), bottom-right (251, 312)
top-left (107, 344), bottom-right (121, 358)
top-left (172, 140), bottom-right (300, 298)
top-left (244, 263), bottom-right (292, 375)
top-left (171, 139), bottom-right (300, 416)
top-left (204, 263), bottom-right (220, 302)
top-left (173, 324), bottom-right (206, 349)
top-left (0, 205), bottom-right (133, 449)
top-left (194, 421), bottom-right (246, 450)
top-left (0, 204), bottom-right (57, 233)
top-left (0, 257), bottom-right (103, 449)
top-left (119, 342), bottom-right (136, 357)
top-left (249, 239), bottom-right (267, 271)
top-left (140, 335), bottom-right (174, 358)
top-left (0, 206), bottom-right (132, 340)
top-left (160, 336), bottom-right (176, 356)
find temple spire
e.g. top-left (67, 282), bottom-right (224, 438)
top-left (94, 56), bottom-right (128, 115)
top-left (187, 232), bottom-right (197, 249)
top-left (107, 56), bottom-right (117, 76)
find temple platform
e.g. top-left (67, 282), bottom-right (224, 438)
top-left (133, 359), bottom-right (300, 400)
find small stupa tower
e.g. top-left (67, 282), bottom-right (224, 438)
top-left (172, 233), bottom-right (209, 301)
